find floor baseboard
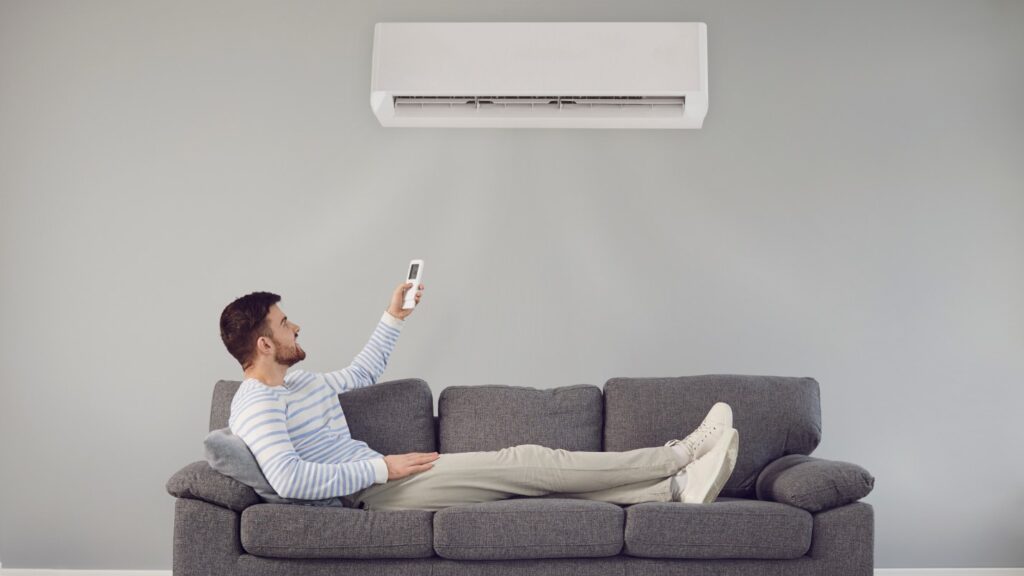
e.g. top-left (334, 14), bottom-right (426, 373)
top-left (0, 565), bottom-right (1019, 569)
top-left (872, 569), bottom-right (1024, 573)
top-left (0, 572), bottom-right (171, 576)
top-left (875, 572), bottom-right (1024, 576)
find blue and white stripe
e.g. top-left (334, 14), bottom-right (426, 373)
top-left (229, 311), bottom-right (403, 500)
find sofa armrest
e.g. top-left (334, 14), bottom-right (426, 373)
top-left (755, 454), bottom-right (875, 513)
top-left (166, 460), bottom-right (261, 512)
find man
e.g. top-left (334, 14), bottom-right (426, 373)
top-left (219, 282), bottom-right (739, 512)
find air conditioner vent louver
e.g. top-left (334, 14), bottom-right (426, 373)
top-left (393, 96), bottom-right (686, 118)
top-left (394, 96), bottom-right (685, 106)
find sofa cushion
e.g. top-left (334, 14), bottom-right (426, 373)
top-left (337, 378), bottom-right (438, 456)
top-left (438, 384), bottom-right (603, 452)
top-left (240, 503), bottom-right (434, 559)
top-left (756, 454), bottom-right (876, 512)
top-left (165, 460), bottom-right (261, 512)
top-left (623, 497), bottom-right (812, 559)
top-left (603, 375), bottom-right (822, 498)
top-left (433, 498), bottom-right (623, 560)
top-left (209, 377), bottom-right (437, 455)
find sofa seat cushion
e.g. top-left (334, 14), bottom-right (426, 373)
top-left (433, 498), bottom-right (624, 560)
top-left (240, 503), bottom-right (434, 559)
top-left (623, 497), bottom-right (812, 559)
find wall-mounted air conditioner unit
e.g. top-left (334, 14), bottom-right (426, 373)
top-left (370, 22), bottom-right (708, 129)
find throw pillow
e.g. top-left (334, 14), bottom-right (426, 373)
top-left (755, 454), bottom-right (875, 512)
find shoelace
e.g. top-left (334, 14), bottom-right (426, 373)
top-left (668, 422), bottom-right (720, 460)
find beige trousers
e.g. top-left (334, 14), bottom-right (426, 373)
top-left (343, 444), bottom-right (687, 511)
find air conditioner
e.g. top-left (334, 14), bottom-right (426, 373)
top-left (370, 22), bottom-right (708, 129)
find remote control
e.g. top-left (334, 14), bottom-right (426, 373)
top-left (402, 259), bottom-right (424, 310)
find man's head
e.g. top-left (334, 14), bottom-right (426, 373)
top-left (220, 291), bottom-right (304, 371)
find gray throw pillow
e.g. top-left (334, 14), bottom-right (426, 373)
top-left (755, 454), bottom-right (875, 512)
top-left (203, 428), bottom-right (345, 507)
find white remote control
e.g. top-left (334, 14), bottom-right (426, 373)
top-left (402, 259), bottom-right (424, 310)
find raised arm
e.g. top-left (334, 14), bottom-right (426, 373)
top-left (320, 311), bottom-right (404, 394)
top-left (228, 390), bottom-right (386, 499)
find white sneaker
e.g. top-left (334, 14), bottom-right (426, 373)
top-left (665, 402), bottom-right (733, 464)
top-left (676, 427), bottom-right (739, 504)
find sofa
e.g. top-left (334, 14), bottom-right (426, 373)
top-left (167, 374), bottom-right (875, 576)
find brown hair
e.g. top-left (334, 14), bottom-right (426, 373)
top-left (220, 291), bottom-right (280, 369)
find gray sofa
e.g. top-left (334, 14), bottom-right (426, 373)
top-left (167, 374), bottom-right (875, 575)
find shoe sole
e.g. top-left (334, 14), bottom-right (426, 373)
top-left (685, 428), bottom-right (739, 504)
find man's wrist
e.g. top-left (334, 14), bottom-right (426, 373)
top-left (382, 309), bottom-right (405, 329)
top-left (370, 457), bottom-right (389, 484)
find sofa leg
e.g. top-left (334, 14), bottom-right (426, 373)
top-left (173, 498), bottom-right (243, 576)
top-left (806, 502), bottom-right (874, 576)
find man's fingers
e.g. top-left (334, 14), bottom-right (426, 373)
top-left (401, 453), bottom-right (437, 465)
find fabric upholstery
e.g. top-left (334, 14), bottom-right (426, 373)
top-left (204, 428), bottom-right (344, 507)
top-left (209, 379), bottom-right (238, 432)
top-left (438, 384), bottom-right (603, 452)
top-left (805, 502), bottom-right (874, 574)
top-left (173, 498), bottom-right (245, 576)
top-left (603, 375), bottom-right (822, 498)
top-left (622, 497), bottom-right (811, 559)
top-left (166, 460), bottom-right (261, 512)
top-left (338, 378), bottom-right (437, 455)
top-left (433, 498), bottom-right (623, 560)
top-left (756, 454), bottom-right (875, 512)
top-left (237, 556), bottom-right (626, 576)
top-left (622, 503), bottom-right (873, 575)
top-left (241, 503), bottom-right (435, 559)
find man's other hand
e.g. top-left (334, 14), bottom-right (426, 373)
top-left (384, 452), bottom-right (440, 480)
top-left (387, 281), bottom-right (424, 320)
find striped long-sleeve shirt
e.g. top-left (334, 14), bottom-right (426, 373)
top-left (228, 310), bottom-right (404, 500)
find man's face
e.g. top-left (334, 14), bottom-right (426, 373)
top-left (261, 304), bottom-right (305, 367)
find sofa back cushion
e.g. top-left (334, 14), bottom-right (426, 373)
top-left (439, 384), bottom-right (603, 452)
top-left (603, 375), bottom-right (822, 498)
top-left (209, 377), bottom-right (437, 454)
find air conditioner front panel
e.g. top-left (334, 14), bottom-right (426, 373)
top-left (370, 22), bottom-right (708, 128)
top-left (372, 22), bottom-right (702, 94)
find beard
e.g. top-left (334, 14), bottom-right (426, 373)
top-left (273, 337), bottom-right (306, 367)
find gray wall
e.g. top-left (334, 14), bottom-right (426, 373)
top-left (1, 0), bottom-right (1022, 570)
